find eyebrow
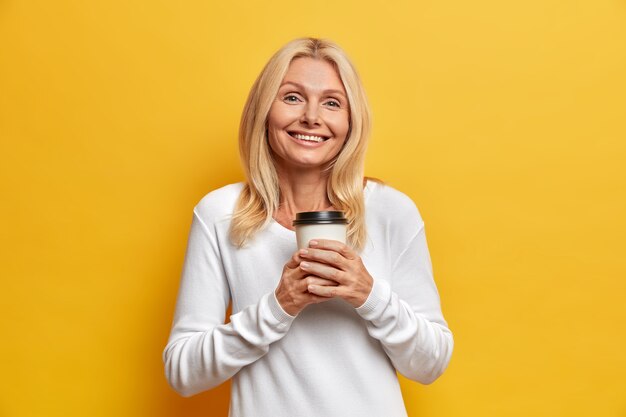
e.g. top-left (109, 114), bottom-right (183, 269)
top-left (280, 81), bottom-right (347, 98)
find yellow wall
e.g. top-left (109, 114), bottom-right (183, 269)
top-left (1, 1), bottom-right (625, 416)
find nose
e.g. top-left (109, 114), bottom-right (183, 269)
top-left (299, 101), bottom-right (321, 126)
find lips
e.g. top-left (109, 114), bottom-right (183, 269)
top-left (288, 131), bottom-right (330, 143)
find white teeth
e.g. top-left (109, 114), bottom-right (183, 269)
top-left (293, 133), bottom-right (325, 142)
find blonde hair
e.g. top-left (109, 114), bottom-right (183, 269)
top-left (230, 37), bottom-right (372, 250)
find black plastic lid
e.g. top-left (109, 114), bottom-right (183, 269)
top-left (292, 211), bottom-right (348, 226)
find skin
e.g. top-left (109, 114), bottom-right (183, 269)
top-left (268, 57), bottom-right (373, 316)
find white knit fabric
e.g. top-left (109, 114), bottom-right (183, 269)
top-left (163, 180), bottom-right (453, 417)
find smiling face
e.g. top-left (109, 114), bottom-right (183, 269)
top-left (267, 57), bottom-right (350, 173)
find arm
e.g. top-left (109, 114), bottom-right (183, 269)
top-left (355, 224), bottom-right (454, 384)
top-left (162, 210), bottom-right (295, 397)
top-left (302, 223), bottom-right (453, 384)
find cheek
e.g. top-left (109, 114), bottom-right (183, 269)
top-left (329, 113), bottom-right (350, 140)
top-left (266, 125), bottom-right (282, 155)
top-left (267, 105), bottom-right (282, 132)
top-left (266, 108), bottom-right (285, 147)
top-left (268, 102), bottom-right (300, 128)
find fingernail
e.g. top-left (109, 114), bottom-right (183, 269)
top-left (300, 261), bottom-right (310, 268)
top-left (308, 285), bottom-right (315, 292)
top-left (309, 240), bottom-right (318, 247)
top-left (299, 249), bottom-right (308, 255)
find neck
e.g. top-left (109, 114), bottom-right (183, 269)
top-left (275, 165), bottom-right (333, 221)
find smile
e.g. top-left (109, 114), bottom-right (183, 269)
top-left (288, 132), bottom-right (329, 143)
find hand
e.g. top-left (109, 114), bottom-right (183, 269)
top-left (274, 250), bottom-right (338, 316)
top-left (298, 239), bottom-right (374, 308)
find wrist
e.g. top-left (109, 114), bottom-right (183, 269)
top-left (274, 288), bottom-right (298, 316)
top-left (352, 278), bottom-right (374, 308)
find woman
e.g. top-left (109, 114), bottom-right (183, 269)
top-left (163, 38), bottom-right (453, 417)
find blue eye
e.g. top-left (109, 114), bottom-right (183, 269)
top-left (284, 94), bottom-right (301, 103)
top-left (325, 100), bottom-right (341, 108)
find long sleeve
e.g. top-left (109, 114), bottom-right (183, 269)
top-left (162, 209), bottom-right (295, 397)
top-left (355, 222), bottom-right (454, 384)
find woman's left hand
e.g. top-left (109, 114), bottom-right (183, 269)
top-left (298, 239), bottom-right (373, 308)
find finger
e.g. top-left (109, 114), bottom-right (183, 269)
top-left (299, 247), bottom-right (346, 270)
top-left (308, 239), bottom-right (357, 260)
top-left (304, 292), bottom-right (332, 304)
top-left (307, 284), bottom-right (346, 298)
top-left (303, 275), bottom-right (339, 289)
top-left (285, 252), bottom-right (302, 269)
top-left (300, 261), bottom-right (346, 284)
top-left (289, 266), bottom-right (310, 282)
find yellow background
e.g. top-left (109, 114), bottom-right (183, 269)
top-left (1, 1), bottom-right (625, 416)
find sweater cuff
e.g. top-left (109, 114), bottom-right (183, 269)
top-left (267, 290), bottom-right (297, 324)
top-left (355, 278), bottom-right (391, 320)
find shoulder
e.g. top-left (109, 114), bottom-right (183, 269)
top-left (193, 182), bottom-right (244, 225)
top-left (365, 180), bottom-right (424, 229)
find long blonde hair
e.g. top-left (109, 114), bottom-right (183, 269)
top-left (230, 37), bottom-right (372, 250)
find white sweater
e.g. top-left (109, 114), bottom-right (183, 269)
top-left (163, 181), bottom-right (453, 417)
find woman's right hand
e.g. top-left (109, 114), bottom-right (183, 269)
top-left (274, 250), bottom-right (336, 316)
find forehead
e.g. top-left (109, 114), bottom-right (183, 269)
top-left (281, 57), bottom-right (346, 93)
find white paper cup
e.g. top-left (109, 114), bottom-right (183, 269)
top-left (293, 211), bottom-right (348, 250)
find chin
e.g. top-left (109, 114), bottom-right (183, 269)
top-left (281, 156), bottom-right (334, 171)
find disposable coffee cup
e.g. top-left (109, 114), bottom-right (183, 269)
top-left (293, 211), bottom-right (348, 250)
